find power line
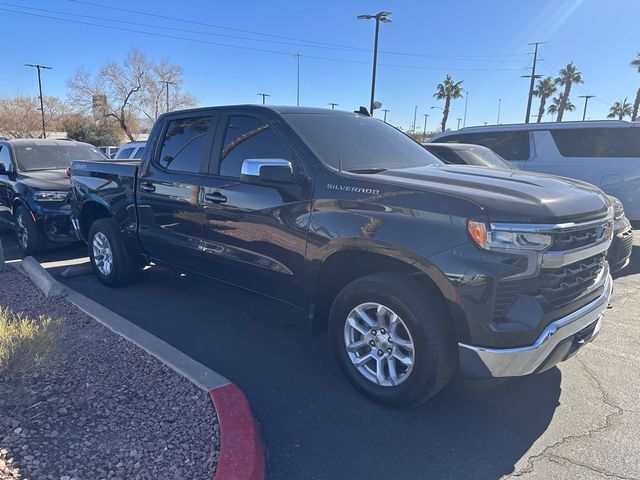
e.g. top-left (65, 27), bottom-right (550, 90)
top-left (0, 7), bottom-right (529, 73)
top-left (62, 1), bottom-right (529, 62)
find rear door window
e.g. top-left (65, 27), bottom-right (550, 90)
top-left (115, 147), bottom-right (134, 159)
top-left (439, 131), bottom-right (531, 161)
top-left (550, 128), bottom-right (640, 157)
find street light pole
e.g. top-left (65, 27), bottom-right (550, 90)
top-left (329, 102), bottom-right (338, 110)
top-left (25, 63), bottom-right (52, 139)
top-left (457, 118), bottom-right (462, 130)
top-left (497, 98), bottom-right (502, 124)
top-left (463, 91), bottom-right (468, 127)
top-left (295, 53), bottom-right (301, 106)
top-left (357, 11), bottom-right (391, 115)
top-left (578, 95), bottom-right (595, 121)
top-left (257, 93), bottom-right (271, 105)
top-left (161, 80), bottom-right (177, 112)
top-left (422, 114), bottom-right (429, 142)
top-left (382, 109), bottom-right (390, 122)
top-left (412, 105), bottom-right (418, 133)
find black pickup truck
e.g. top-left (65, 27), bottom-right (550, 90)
top-left (69, 106), bottom-right (614, 406)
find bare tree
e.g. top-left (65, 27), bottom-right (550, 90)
top-left (0, 95), bottom-right (69, 138)
top-left (68, 49), bottom-right (195, 141)
top-left (139, 59), bottom-right (196, 125)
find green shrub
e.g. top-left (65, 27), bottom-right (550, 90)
top-left (0, 308), bottom-right (61, 374)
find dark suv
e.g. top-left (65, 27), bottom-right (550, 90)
top-left (0, 138), bottom-right (106, 254)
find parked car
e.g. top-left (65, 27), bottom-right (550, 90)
top-left (70, 106), bottom-right (614, 407)
top-left (423, 143), bottom-right (515, 169)
top-left (429, 120), bottom-right (640, 221)
top-left (0, 139), bottom-right (107, 254)
top-left (423, 143), bottom-right (633, 272)
top-left (98, 145), bottom-right (119, 158)
top-left (113, 141), bottom-right (146, 160)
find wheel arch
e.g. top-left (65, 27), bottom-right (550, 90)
top-left (78, 200), bottom-right (115, 241)
top-left (308, 243), bottom-right (465, 339)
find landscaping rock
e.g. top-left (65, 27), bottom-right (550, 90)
top-left (0, 269), bottom-right (219, 479)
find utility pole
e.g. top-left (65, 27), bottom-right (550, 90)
top-left (329, 102), bottom-right (339, 110)
top-left (578, 95), bottom-right (595, 121)
top-left (25, 63), bottom-right (52, 139)
top-left (523, 42), bottom-right (545, 123)
top-left (497, 98), bottom-right (502, 124)
top-left (357, 11), bottom-right (391, 115)
top-left (295, 53), bottom-right (301, 106)
top-left (463, 91), bottom-right (468, 127)
top-left (412, 105), bottom-right (418, 133)
top-left (422, 114), bottom-right (429, 142)
top-left (382, 109), bottom-right (390, 122)
top-left (457, 118), bottom-right (462, 130)
top-left (257, 93), bottom-right (271, 105)
top-left (161, 80), bottom-right (177, 112)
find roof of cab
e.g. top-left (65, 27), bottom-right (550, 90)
top-left (158, 105), bottom-right (363, 118)
top-left (3, 138), bottom-right (87, 146)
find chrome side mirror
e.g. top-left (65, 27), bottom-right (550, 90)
top-left (240, 158), bottom-right (293, 184)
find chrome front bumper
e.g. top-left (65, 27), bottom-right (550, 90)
top-left (458, 272), bottom-right (612, 378)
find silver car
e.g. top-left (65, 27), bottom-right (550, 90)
top-left (430, 120), bottom-right (640, 221)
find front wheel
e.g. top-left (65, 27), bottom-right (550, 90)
top-left (328, 273), bottom-right (457, 407)
top-left (15, 206), bottom-right (46, 255)
top-left (88, 218), bottom-right (138, 286)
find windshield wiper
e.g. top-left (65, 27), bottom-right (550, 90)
top-left (347, 168), bottom-right (388, 174)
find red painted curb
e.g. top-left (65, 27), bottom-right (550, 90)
top-left (210, 384), bottom-right (265, 480)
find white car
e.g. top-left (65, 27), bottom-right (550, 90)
top-left (113, 141), bottom-right (146, 160)
top-left (430, 120), bottom-right (640, 221)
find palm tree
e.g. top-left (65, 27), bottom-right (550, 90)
top-left (554, 62), bottom-right (583, 122)
top-left (630, 52), bottom-right (640, 120)
top-left (547, 95), bottom-right (575, 121)
top-left (433, 75), bottom-right (464, 132)
top-left (607, 98), bottom-right (633, 120)
top-left (533, 77), bottom-right (557, 123)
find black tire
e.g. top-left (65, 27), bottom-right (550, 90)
top-left (15, 206), bottom-right (46, 256)
top-left (88, 218), bottom-right (138, 286)
top-left (328, 273), bottom-right (457, 408)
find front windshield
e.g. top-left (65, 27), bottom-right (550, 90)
top-left (14, 144), bottom-right (106, 171)
top-left (455, 146), bottom-right (514, 169)
top-left (283, 113), bottom-right (443, 171)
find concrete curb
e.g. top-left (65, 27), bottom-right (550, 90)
top-left (20, 256), bottom-right (67, 298)
top-left (13, 258), bottom-right (266, 479)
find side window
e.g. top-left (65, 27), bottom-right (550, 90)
top-left (134, 147), bottom-right (145, 159)
top-left (218, 116), bottom-right (291, 178)
top-left (551, 128), bottom-right (640, 158)
top-left (441, 131), bottom-right (530, 161)
top-left (0, 145), bottom-right (11, 172)
top-left (157, 116), bottom-right (213, 173)
top-left (115, 147), bottom-right (134, 159)
top-left (427, 146), bottom-right (464, 164)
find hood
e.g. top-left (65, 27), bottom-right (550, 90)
top-left (19, 169), bottom-right (70, 191)
top-left (375, 165), bottom-right (609, 223)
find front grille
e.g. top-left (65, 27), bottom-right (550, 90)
top-left (537, 253), bottom-right (606, 310)
top-left (551, 224), bottom-right (604, 251)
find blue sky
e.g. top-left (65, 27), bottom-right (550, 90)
top-left (0, 0), bottom-right (638, 131)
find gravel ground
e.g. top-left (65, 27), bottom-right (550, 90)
top-left (0, 268), bottom-right (219, 480)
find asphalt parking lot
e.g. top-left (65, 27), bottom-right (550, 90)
top-left (1, 227), bottom-right (639, 480)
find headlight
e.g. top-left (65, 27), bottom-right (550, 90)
top-left (607, 195), bottom-right (625, 221)
top-left (33, 191), bottom-right (68, 202)
top-left (468, 220), bottom-right (552, 251)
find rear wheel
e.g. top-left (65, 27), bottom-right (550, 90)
top-left (88, 218), bottom-right (138, 286)
top-left (329, 273), bottom-right (457, 407)
top-left (15, 206), bottom-right (46, 256)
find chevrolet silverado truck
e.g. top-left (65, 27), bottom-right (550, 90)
top-left (69, 106), bottom-right (614, 407)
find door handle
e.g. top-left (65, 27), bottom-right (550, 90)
top-left (140, 182), bottom-right (156, 193)
top-left (205, 192), bottom-right (227, 204)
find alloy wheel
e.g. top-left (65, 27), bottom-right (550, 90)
top-left (343, 302), bottom-right (416, 387)
top-left (92, 232), bottom-right (113, 277)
